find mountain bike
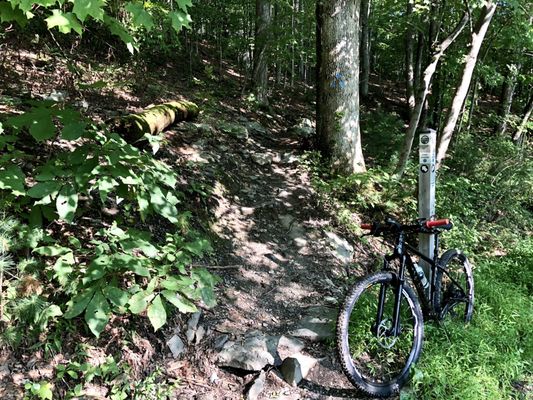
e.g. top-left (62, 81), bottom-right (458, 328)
top-left (336, 217), bottom-right (474, 397)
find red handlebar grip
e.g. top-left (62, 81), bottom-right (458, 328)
top-left (361, 223), bottom-right (372, 230)
top-left (426, 219), bottom-right (450, 228)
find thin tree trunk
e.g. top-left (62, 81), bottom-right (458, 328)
top-left (436, 1), bottom-right (497, 167)
top-left (395, 11), bottom-right (470, 178)
top-left (405, 0), bottom-right (415, 115)
top-left (414, 31), bottom-right (424, 93)
top-left (317, 0), bottom-right (365, 174)
top-left (513, 95), bottom-right (533, 142)
top-left (253, 0), bottom-right (272, 105)
top-left (361, 0), bottom-right (371, 97)
top-left (496, 64), bottom-right (520, 136)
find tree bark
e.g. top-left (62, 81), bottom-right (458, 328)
top-left (436, 1), bottom-right (497, 167)
top-left (495, 64), bottom-right (520, 136)
top-left (317, 0), bottom-right (365, 174)
top-left (395, 11), bottom-right (470, 178)
top-left (360, 0), bottom-right (371, 98)
top-left (513, 95), bottom-right (533, 143)
top-left (253, 0), bottom-right (272, 105)
top-left (111, 101), bottom-right (199, 143)
top-left (405, 0), bottom-right (415, 115)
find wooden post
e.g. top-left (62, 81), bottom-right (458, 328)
top-left (418, 129), bottom-right (436, 283)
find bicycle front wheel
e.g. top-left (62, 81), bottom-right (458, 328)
top-left (336, 272), bottom-right (424, 398)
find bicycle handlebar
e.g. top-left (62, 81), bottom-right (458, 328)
top-left (360, 218), bottom-right (453, 235)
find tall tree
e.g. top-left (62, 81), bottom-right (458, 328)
top-left (360, 0), bottom-right (371, 97)
top-left (405, 0), bottom-right (415, 115)
top-left (316, 0), bottom-right (365, 174)
top-left (253, 0), bottom-right (272, 105)
top-left (436, 1), bottom-right (497, 167)
top-left (395, 10), bottom-right (469, 177)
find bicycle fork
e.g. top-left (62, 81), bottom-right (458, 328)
top-left (373, 255), bottom-right (407, 337)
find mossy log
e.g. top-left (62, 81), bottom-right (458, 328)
top-left (111, 100), bottom-right (200, 143)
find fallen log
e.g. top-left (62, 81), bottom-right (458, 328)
top-left (111, 100), bottom-right (200, 143)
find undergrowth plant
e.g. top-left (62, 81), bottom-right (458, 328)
top-left (0, 101), bottom-right (217, 342)
top-left (307, 108), bottom-right (532, 399)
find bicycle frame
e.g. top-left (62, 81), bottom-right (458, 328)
top-left (377, 230), bottom-right (444, 335)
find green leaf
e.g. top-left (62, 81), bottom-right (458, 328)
top-left (33, 245), bottom-right (71, 256)
top-left (112, 253), bottom-right (150, 276)
top-left (71, 0), bottom-right (105, 22)
top-left (169, 10), bottom-right (192, 32)
top-left (184, 238), bottom-right (212, 256)
top-left (147, 294), bottom-right (166, 331)
top-left (162, 290), bottom-right (197, 313)
top-left (103, 286), bottom-right (130, 308)
top-left (27, 181), bottom-right (61, 199)
top-left (53, 252), bottom-right (74, 286)
top-left (84, 255), bottom-right (109, 282)
top-left (125, 1), bottom-right (154, 31)
top-left (128, 290), bottom-right (148, 314)
top-left (103, 15), bottom-right (137, 53)
top-left (0, 164), bottom-right (25, 195)
top-left (46, 10), bottom-right (83, 35)
top-left (0, 1), bottom-right (27, 27)
top-left (97, 176), bottom-right (118, 203)
top-left (35, 381), bottom-right (53, 400)
top-left (62, 121), bottom-right (86, 140)
top-left (64, 288), bottom-right (95, 319)
top-left (56, 184), bottom-right (78, 223)
top-left (137, 190), bottom-right (150, 220)
top-left (85, 290), bottom-right (110, 337)
top-left (29, 205), bottom-right (43, 228)
top-left (149, 186), bottom-right (179, 224)
top-left (176, 0), bottom-right (192, 12)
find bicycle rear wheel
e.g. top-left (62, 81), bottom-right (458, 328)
top-left (434, 249), bottom-right (474, 322)
top-left (336, 271), bottom-right (424, 397)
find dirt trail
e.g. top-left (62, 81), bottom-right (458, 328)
top-left (168, 114), bottom-right (370, 400)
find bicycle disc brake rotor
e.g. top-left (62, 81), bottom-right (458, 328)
top-left (376, 319), bottom-right (398, 349)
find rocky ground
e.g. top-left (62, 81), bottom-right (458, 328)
top-left (163, 115), bottom-right (371, 399)
top-left (0, 44), bottom-right (379, 399)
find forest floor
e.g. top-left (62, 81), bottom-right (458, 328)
top-left (0, 41), bottom-right (385, 399)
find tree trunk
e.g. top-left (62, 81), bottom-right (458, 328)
top-left (360, 0), bottom-right (371, 98)
top-left (513, 95), bottom-right (533, 143)
top-left (405, 0), bottom-right (415, 115)
top-left (395, 11), bottom-right (470, 178)
top-left (253, 0), bottom-right (272, 105)
top-left (495, 64), bottom-right (520, 136)
top-left (317, 0), bottom-right (365, 174)
top-left (436, 1), bottom-right (497, 167)
top-left (111, 101), bottom-right (199, 143)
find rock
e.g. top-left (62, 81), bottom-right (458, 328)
top-left (290, 316), bottom-right (334, 342)
top-left (217, 332), bottom-right (278, 371)
top-left (277, 335), bottom-right (306, 360)
top-left (167, 335), bottom-right (186, 358)
top-left (289, 119), bottom-right (315, 138)
top-left (195, 325), bottom-right (206, 344)
top-left (252, 153), bottom-right (274, 166)
top-left (186, 312), bottom-right (202, 343)
top-left (278, 214), bottom-right (295, 230)
top-left (246, 370), bottom-right (266, 400)
top-left (279, 353), bottom-right (318, 386)
top-left (214, 334), bottom-right (230, 350)
top-left (219, 122), bottom-right (249, 140)
top-left (281, 153), bottom-right (299, 164)
top-left (324, 231), bottom-right (354, 264)
top-left (246, 121), bottom-right (269, 136)
top-left (43, 90), bottom-right (67, 102)
top-left (194, 123), bottom-right (216, 135)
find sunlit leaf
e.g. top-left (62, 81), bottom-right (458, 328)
top-left (147, 294), bottom-right (166, 331)
top-left (169, 10), bottom-right (192, 32)
top-left (125, 1), bottom-right (154, 31)
top-left (64, 288), bottom-right (96, 319)
top-left (128, 290), bottom-right (148, 314)
top-left (71, 0), bottom-right (105, 22)
top-left (56, 184), bottom-right (78, 223)
top-left (85, 290), bottom-right (110, 337)
top-left (103, 286), bottom-right (130, 308)
top-left (46, 10), bottom-right (83, 35)
top-left (27, 181), bottom-right (61, 199)
top-left (0, 164), bottom-right (25, 195)
top-left (161, 290), bottom-right (197, 313)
